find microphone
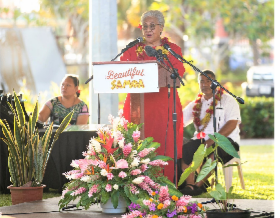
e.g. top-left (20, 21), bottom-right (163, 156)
top-left (163, 44), bottom-right (182, 61)
top-left (126, 37), bottom-right (143, 48)
top-left (144, 46), bottom-right (164, 63)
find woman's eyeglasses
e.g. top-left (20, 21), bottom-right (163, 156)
top-left (142, 23), bottom-right (161, 31)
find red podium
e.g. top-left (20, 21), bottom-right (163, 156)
top-left (92, 60), bottom-right (180, 138)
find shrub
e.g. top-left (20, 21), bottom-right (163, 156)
top-left (239, 97), bottom-right (274, 138)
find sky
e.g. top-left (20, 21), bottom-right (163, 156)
top-left (12, 0), bottom-right (40, 13)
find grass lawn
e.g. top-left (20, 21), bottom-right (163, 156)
top-left (0, 145), bottom-right (274, 207)
top-left (194, 145), bottom-right (274, 200)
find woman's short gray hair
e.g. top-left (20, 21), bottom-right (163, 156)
top-left (141, 10), bottom-right (165, 27)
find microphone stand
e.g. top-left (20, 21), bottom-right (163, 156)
top-left (162, 53), bottom-right (185, 186)
top-left (176, 56), bottom-right (244, 187)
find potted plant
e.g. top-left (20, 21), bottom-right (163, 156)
top-left (122, 185), bottom-right (206, 218)
top-left (0, 91), bottom-right (73, 205)
top-left (58, 111), bottom-right (181, 213)
top-left (178, 132), bottom-right (251, 218)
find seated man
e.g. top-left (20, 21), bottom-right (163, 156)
top-left (180, 69), bottom-right (241, 195)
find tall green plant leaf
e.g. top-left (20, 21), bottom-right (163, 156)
top-left (209, 183), bottom-right (227, 200)
top-left (111, 190), bottom-right (119, 209)
top-left (13, 92), bottom-right (25, 127)
top-left (178, 144), bottom-right (206, 186)
top-left (196, 158), bottom-right (217, 182)
top-left (209, 133), bottom-right (240, 158)
top-left (150, 155), bottom-right (173, 162)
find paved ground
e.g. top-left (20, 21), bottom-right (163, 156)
top-left (0, 139), bottom-right (274, 217)
top-left (0, 197), bottom-right (274, 218)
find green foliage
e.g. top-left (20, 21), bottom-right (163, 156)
top-left (0, 92), bottom-right (74, 187)
top-left (240, 97), bottom-right (274, 138)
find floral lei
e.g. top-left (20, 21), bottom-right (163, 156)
top-left (192, 87), bottom-right (224, 132)
top-left (135, 37), bottom-right (170, 60)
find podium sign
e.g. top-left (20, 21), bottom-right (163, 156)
top-left (93, 62), bottom-right (159, 93)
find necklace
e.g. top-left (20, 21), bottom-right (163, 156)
top-left (135, 37), bottom-right (170, 60)
top-left (192, 88), bottom-right (224, 132)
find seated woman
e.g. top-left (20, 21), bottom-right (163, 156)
top-left (38, 75), bottom-right (89, 125)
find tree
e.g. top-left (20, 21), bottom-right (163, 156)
top-left (151, 0), bottom-right (273, 69)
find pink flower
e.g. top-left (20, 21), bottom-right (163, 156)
top-left (107, 173), bottom-right (114, 180)
top-left (61, 188), bottom-right (69, 199)
top-left (108, 114), bottom-right (114, 124)
top-left (116, 159), bottom-right (129, 168)
top-left (140, 164), bottom-right (148, 172)
top-left (130, 169), bottom-right (141, 175)
top-left (197, 132), bottom-right (206, 139)
top-left (130, 184), bottom-right (139, 194)
top-left (98, 161), bottom-right (107, 168)
top-left (120, 117), bottom-right (128, 130)
top-left (118, 171), bottom-right (127, 178)
top-left (70, 187), bottom-right (86, 196)
top-left (148, 160), bottom-right (168, 166)
top-left (123, 143), bottom-right (132, 156)
top-left (143, 199), bottom-right (152, 206)
top-left (105, 184), bottom-right (112, 192)
top-left (132, 130), bottom-right (140, 142)
top-left (88, 185), bottom-right (99, 197)
top-left (176, 195), bottom-right (191, 206)
top-left (159, 186), bottom-right (170, 202)
top-left (163, 199), bottom-right (171, 209)
top-left (138, 148), bottom-right (155, 158)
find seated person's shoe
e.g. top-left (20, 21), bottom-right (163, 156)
top-left (179, 184), bottom-right (204, 196)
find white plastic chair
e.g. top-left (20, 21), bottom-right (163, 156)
top-left (223, 151), bottom-right (245, 192)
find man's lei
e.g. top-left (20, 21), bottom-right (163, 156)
top-left (192, 88), bottom-right (224, 132)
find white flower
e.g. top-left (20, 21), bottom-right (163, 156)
top-left (85, 155), bottom-right (90, 159)
top-left (131, 157), bottom-right (140, 167)
top-left (100, 169), bottom-right (108, 176)
top-left (70, 160), bottom-right (79, 168)
top-left (113, 184), bottom-right (119, 190)
top-left (118, 109), bottom-right (123, 117)
top-left (132, 176), bottom-right (145, 184)
top-left (80, 175), bottom-right (91, 183)
top-left (140, 158), bottom-right (150, 164)
top-left (130, 150), bottom-right (138, 158)
top-left (89, 138), bottom-right (101, 152)
top-left (113, 117), bottom-right (120, 130)
top-left (118, 138), bottom-right (125, 148)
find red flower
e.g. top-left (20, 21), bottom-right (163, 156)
top-left (197, 132), bottom-right (206, 139)
top-left (77, 90), bottom-right (81, 94)
top-left (138, 24), bottom-right (142, 30)
top-left (206, 109), bottom-right (213, 114)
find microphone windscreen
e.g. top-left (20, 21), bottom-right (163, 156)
top-left (145, 46), bottom-right (157, 57)
top-left (163, 44), bottom-right (170, 50)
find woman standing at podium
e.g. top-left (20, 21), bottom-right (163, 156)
top-left (120, 10), bottom-right (185, 182)
top-left (38, 75), bottom-right (89, 125)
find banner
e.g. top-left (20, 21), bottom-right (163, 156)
top-left (93, 63), bottom-right (159, 93)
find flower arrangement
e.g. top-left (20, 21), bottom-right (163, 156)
top-left (122, 185), bottom-right (206, 218)
top-left (58, 110), bottom-right (181, 210)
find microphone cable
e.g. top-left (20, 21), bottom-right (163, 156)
top-left (164, 84), bottom-right (171, 158)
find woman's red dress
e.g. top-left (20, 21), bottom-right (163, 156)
top-left (120, 38), bottom-right (185, 182)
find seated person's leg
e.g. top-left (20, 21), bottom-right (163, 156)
top-left (180, 139), bottom-right (204, 194)
top-left (217, 138), bottom-right (240, 164)
top-left (180, 138), bottom-right (239, 195)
